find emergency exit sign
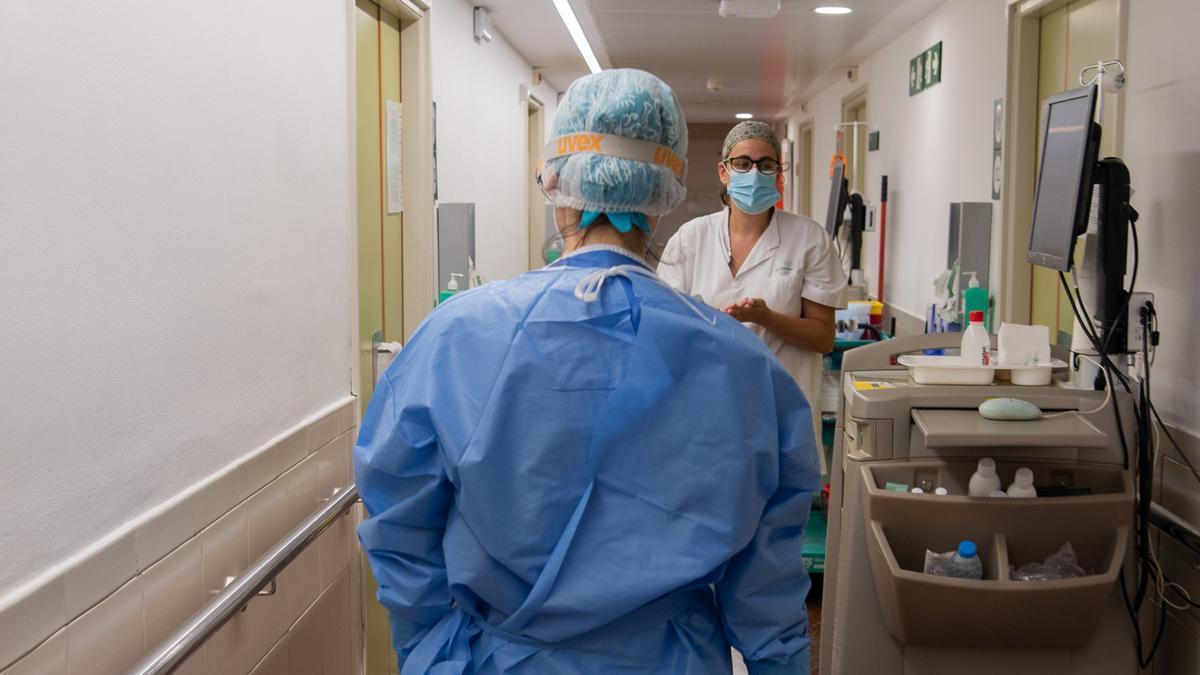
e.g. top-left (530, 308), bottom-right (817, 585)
top-left (909, 41), bottom-right (943, 96)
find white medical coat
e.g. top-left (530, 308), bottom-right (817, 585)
top-left (658, 208), bottom-right (848, 441)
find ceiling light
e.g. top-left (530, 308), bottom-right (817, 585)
top-left (551, 0), bottom-right (602, 74)
top-left (814, 6), bottom-right (853, 14)
top-left (736, 113), bottom-right (754, 120)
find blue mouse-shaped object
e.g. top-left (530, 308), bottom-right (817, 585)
top-left (978, 398), bottom-right (1043, 421)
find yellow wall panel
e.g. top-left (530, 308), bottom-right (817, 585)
top-left (355, 0), bottom-right (383, 405)
top-left (1031, 6), bottom-right (1067, 339)
top-left (381, 11), bottom-right (404, 342)
top-left (1030, 0), bottom-right (1116, 345)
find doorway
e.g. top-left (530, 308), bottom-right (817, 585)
top-left (1000, 0), bottom-right (1124, 332)
top-left (1028, 0), bottom-right (1120, 345)
top-left (526, 96), bottom-right (546, 270)
top-left (354, 0), bottom-right (403, 408)
top-left (841, 93), bottom-right (869, 196)
top-left (353, 1), bottom-right (435, 672)
top-left (799, 123), bottom-right (814, 217)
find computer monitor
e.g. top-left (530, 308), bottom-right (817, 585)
top-left (825, 161), bottom-right (849, 237)
top-left (1027, 84), bottom-right (1100, 271)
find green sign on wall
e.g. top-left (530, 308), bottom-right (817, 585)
top-left (909, 41), bottom-right (943, 96)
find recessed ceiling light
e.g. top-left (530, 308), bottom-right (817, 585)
top-left (736, 113), bottom-right (754, 120)
top-left (814, 6), bottom-right (853, 14)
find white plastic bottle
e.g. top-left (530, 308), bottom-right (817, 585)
top-left (960, 310), bottom-right (991, 366)
top-left (990, 490), bottom-right (1009, 498)
top-left (1007, 467), bottom-right (1038, 498)
top-left (969, 458), bottom-right (1002, 497)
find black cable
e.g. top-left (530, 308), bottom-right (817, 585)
top-left (1150, 399), bottom-right (1200, 487)
top-left (1059, 274), bottom-right (1134, 466)
top-left (1120, 569), bottom-right (1170, 670)
top-left (1100, 218), bottom-right (1139, 357)
top-left (1057, 223), bottom-right (1159, 659)
top-left (1061, 272), bottom-right (1147, 606)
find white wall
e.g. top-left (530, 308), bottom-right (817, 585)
top-left (0, 0), bottom-right (354, 595)
top-left (790, 0), bottom-right (1008, 319)
top-left (431, 0), bottom-right (560, 282)
top-left (1121, 0), bottom-right (1200, 435)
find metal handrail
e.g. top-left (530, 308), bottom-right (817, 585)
top-left (1150, 501), bottom-right (1200, 560)
top-left (129, 484), bottom-right (360, 675)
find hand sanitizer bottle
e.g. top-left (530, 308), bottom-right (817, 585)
top-left (439, 273), bottom-right (463, 305)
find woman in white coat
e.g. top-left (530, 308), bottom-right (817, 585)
top-left (658, 121), bottom-right (847, 444)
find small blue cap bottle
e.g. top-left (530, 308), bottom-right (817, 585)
top-left (957, 540), bottom-right (978, 559)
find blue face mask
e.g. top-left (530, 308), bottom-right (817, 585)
top-left (726, 168), bottom-right (780, 215)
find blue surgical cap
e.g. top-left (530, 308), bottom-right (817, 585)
top-left (542, 69), bottom-right (688, 217)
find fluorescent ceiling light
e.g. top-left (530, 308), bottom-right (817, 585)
top-left (736, 113), bottom-right (754, 120)
top-left (814, 6), bottom-right (853, 14)
top-left (552, 0), bottom-right (602, 74)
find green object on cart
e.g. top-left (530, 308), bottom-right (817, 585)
top-left (802, 510), bottom-right (827, 574)
top-left (821, 416), bottom-right (836, 448)
top-left (830, 333), bottom-right (892, 369)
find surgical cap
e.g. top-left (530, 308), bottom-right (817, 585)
top-left (722, 121), bottom-right (782, 160)
top-left (541, 69), bottom-right (688, 217)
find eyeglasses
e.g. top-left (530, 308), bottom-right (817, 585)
top-left (535, 169), bottom-right (553, 204)
top-left (723, 156), bottom-right (789, 176)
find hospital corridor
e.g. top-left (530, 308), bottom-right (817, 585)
top-left (5, 0), bottom-right (1200, 673)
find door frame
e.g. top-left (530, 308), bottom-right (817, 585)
top-left (798, 122), bottom-right (814, 217)
top-left (840, 87), bottom-right (869, 196)
top-left (997, 0), bottom-right (1129, 325)
top-left (526, 94), bottom-right (546, 270)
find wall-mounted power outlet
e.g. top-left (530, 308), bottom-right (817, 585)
top-left (1127, 292), bottom-right (1154, 351)
top-left (864, 205), bottom-right (876, 232)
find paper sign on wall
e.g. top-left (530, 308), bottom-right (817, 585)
top-left (386, 100), bottom-right (403, 214)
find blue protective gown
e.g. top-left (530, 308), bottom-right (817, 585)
top-left (355, 246), bottom-right (820, 675)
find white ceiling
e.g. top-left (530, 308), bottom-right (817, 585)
top-left (486, 0), bottom-right (943, 123)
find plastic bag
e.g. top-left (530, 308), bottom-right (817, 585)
top-left (1010, 542), bottom-right (1088, 582)
top-left (932, 262), bottom-right (960, 325)
top-left (924, 549), bottom-right (983, 580)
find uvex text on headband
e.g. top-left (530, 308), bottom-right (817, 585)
top-left (539, 132), bottom-right (689, 217)
top-left (543, 133), bottom-right (687, 183)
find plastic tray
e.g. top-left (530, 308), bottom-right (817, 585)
top-left (898, 354), bottom-right (1068, 386)
top-left (897, 354), bottom-right (995, 385)
top-left (996, 359), bottom-right (1069, 386)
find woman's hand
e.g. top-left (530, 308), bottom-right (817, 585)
top-left (723, 297), bottom-right (771, 324)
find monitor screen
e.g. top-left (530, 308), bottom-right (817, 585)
top-left (825, 161), bottom-right (847, 236)
top-left (1027, 85), bottom-right (1099, 271)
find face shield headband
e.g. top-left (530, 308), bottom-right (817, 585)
top-left (542, 133), bottom-right (688, 185)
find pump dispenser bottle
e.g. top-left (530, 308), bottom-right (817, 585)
top-left (439, 273), bottom-right (464, 305)
top-left (963, 272), bottom-right (988, 327)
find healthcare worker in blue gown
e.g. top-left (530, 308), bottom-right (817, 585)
top-left (354, 68), bottom-right (820, 675)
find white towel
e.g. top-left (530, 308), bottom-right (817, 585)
top-left (998, 322), bottom-right (1051, 365)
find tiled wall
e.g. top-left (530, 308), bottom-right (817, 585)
top-left (0, 398), bottom-right (363, 675)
